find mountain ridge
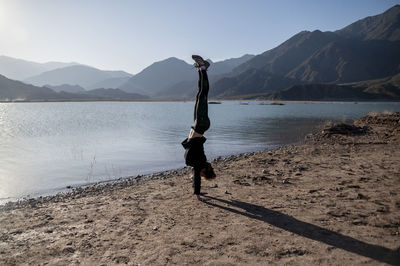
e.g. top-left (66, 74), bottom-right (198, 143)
top-left (24, 65), bottom-right (133, 89)
top-left (0, 55), bottom-right (78, 80)
top-left (119, 57), bottom-right (195, 96)
top-left (0, 74), bottom-right (147, 101)
top-left (211, 5), bottom-right (400, 99)
top-left (336, 5), bottom-right (400, 41)
top-left (119, 55), bottom-right (255, 97)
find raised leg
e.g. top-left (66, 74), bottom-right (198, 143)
top-left (192, 69), bottom-right (210, 134)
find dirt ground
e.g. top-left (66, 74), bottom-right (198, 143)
top-left (1, 112), bottom-right (399, 265)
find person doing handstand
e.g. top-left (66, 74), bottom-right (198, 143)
top-left (181, 55), bottom-right (216, 201)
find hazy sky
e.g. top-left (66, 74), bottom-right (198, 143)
top-left (0, 0), bottom-right (398, 74)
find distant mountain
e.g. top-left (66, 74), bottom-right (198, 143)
top-left (208, 54), bottom-right (255, 75)
top-left (155, 73), bottom-right (227, 99)
top-left (88, 76), bottom-right (131, 90)
top-left (234, 29), bottom-right (400, 84)
top-left (336, 5), bottom-right (400, 41)
top-left (122, 55), bottom-right (255, 98)
top-left (44, 84), bottom-right (86, 93)
top-left (285, 37), bottom-right (400, 83)
top-left (0, 55), bottom-right (134, 91)
top-left (212, 5), bottom-right (400, 99)
top-left (235, 30), bottom-right (340, 76)
top-left (0, 74), bottom-right (146, 101)
top-left (265, 73), bottom-right (400, 101)
top-left (119, 57), bottom-right (196, 96)
top-left (0, 74), bottom-right (64, 101)
top-left (24, 65), bottom-right (133, 89)
top-left (85, 88), bottom-right (148, 100)
top-left (103, 70), bottom-right (132, 78)
top-left (155, 79), bottom-right (197, 99)
top-left (0, 55), bottom-right (77, 80)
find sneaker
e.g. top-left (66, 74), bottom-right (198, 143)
top-left (192, 55), bottom-right (210, 70)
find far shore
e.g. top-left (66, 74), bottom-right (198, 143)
top-left (1, 99), bottom-right (398, 104)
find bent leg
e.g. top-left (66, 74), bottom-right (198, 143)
top-left (192, 69), bottom-right (210, 134)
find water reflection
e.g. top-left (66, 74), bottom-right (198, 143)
top-left (240, 117), bottom-right (328, 144)
top-left (206, 117), bottom-right (328, 159)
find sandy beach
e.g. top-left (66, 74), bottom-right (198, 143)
top-left (1, 112), bottom-right (399, 265)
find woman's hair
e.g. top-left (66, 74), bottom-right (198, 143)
top-left (201, 162), bottom-right (216, 180)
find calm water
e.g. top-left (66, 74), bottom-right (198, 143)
top-left (1, 101), bottom-right (399, 203)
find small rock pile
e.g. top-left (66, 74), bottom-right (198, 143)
top-left (322, 123), bottom-right (370, 136)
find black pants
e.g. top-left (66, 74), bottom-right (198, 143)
top-left (192, 69), bottom-right (210, 134)
top-left (192, 69), bottom-right (210, 195)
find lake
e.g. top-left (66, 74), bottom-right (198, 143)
top-left (1, 101), bottom-right (399, 203)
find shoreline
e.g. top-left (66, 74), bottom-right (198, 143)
top-left (2, 125), bottom-right (312, 207)
top-left (1, 99), bottom-right (400, 104)
top-left (1, 112), bottom-right (399, 265)
top-left (0, 149), bottom-right (275, 209)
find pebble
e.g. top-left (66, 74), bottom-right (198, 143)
top-left (293, 166), bottom-right (307, 171)
top-left (62, 247), bottom-right (75, 253)
top-left (282, 178), bottom-right (291, 184)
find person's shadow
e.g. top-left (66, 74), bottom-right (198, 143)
top-left (203, 196), bottom-right (400, 265)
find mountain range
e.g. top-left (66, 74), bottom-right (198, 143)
top-left (0, 74), bottom-right (61, 101)
top-left (0, 55), bottom-right (77, 80)
top-left (24, 65), bottom-right (132, 89)
top-left (212, 5), bottom-right (400, 99)
top-left (119, 54), bottom-right (255, 98)
top-left (122, 4), bottom-right (400, 100)
top-left (0, 54), bottom-right (254, 101)
top-left (0, 5), bottom-right (399, 101)
top-left (0, 74), bottom-right (147, 101)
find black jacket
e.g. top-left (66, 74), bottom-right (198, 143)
top-left (181, 137), bottom-right (207, 168)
